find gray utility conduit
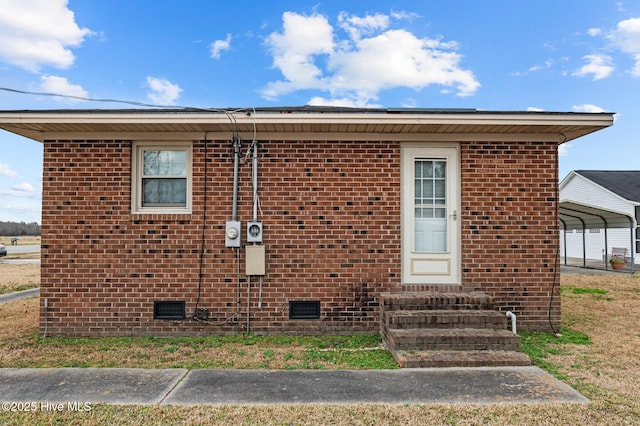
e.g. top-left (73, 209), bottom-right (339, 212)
top-left (230, 136), bottom-right (242, 323)
top-left (251, 140), bottom-right (264, 311)
top-left (231, 136), bottom-right (241, 222)
top-left (252, 139), bottom-right (259, 222)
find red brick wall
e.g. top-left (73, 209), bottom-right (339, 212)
top-left (40, 139), bottom-right (402, 336)
top-left (39, 138), bottom-right (559, 336)
top-left (459, 141), bottom-right (561, 331)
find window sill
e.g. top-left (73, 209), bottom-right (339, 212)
top-left (130, 211), bottom-right (192, 222)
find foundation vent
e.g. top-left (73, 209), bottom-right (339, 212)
top-left (289, 301), bottom-right (320, 319)
top-left (154, 301), bottom-right (186, 320)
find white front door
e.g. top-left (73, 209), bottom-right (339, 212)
top-left (402, 144), bottom-right (460, 284)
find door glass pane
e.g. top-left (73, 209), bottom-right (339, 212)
top-left (414, 159), bottom-right (447, 252)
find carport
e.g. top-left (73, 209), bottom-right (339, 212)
top-left (560, 201), bottom-right (636, 272)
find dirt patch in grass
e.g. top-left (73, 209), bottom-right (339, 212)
top-left (0, 263), bottom-right (40, 294)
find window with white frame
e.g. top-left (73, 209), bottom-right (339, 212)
top-left (132, 142), bottom-right (192, 213)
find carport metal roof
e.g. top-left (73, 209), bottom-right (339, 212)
top-left (559, 201), bottom-right (636, 272)
top-left (559, 201), bottom-right (635, 230)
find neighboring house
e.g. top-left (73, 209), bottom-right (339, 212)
top-left (560, 170), bottom-right (640, 269)
top-left (0, 107), bottom-right (614, 340)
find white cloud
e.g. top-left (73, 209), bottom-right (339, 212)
top-left (0, 163), bottom-right (18, 178)
top-left (210, 33), bottom-right (232, 59)
top-left (262, 11), bottom-right (479, 107)
top-left (0, 0), bottom-right (93, 72)
top-left (12, 182), bottom-right (34, 193)
top-left (0, 182), bottom-right (37, 198)
top-left (608, 17), bottom-right (640, 76)
top-left (146, 77), bottom-right (183, 105)
top-left (571, 103), bottom-right (607, 113)
top-left (529, 59), bottom-right (554, 72)
top-left (308, 96), bottom-right (380, 108)
top-left (36, 75), bottom-right (88, 102)
top-left (558, 143), bottom-right (571, 157)
top-left (527, 107), bottom-right (545, 112)
top-left (338, 12), bottom-right (389, 40)
top-left (572, 54), bottom-right (614, 80)
top-left (0, 201), bottom-right (41, 223)
top-left (587, 28), bottom-right (602, 37)
top-left (390, 10), bottom-right (421, 22)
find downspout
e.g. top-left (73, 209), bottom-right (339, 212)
top-left (506, 311), bottom-right (517, 334)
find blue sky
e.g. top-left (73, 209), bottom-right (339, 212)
top-left (1, 0), bottom-right (640, 223)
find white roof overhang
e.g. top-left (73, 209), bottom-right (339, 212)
top-left (0, 108), bottom-right (615, 143)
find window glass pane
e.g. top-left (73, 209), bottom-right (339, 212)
top-left (434, 161), bottom-right (446, 178)
top-left (423, 161), bottom-right (433, 178)
top-left (143, 150), bottom-right (187, 177)
top-left (143, 151), bottom-right (159, 175)
top-left (414, 158), bottom-right (447, 252)
top-left (424, 181), bottom-right (433, 199)
top-left (414, 179), bottom-right (421, 199)
top-left (142, 178), bottom-right (187, 205)
top-left (171, 151), bottom-right (187, 175)
top-left (435, 180), bottom-right (446, 198)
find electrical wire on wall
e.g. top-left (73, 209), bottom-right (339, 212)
top-left (548, 134), bottom-right (566, 335)
top-left (192, 132), bottom-right (211, 321)
top-left (3, 87), bottom-right (268, 327)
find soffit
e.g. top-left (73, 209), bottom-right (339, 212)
top-left (0, 109), bottom-right (614, 143)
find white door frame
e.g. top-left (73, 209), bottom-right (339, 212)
top-left (401, 143), bottom-right (461, 285)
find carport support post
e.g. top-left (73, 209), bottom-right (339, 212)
top-left (563, 227), bottom-right (568, 266)
top-left (604, 227), bottom-right (609, 271)
top-left (630, 219), bottom-right (636, 273)
top-left (582, 223), bottom-right (587, 268)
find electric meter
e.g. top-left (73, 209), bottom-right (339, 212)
top-left (247, 221), bottom-right (263, 243)
top-left (225, 221), bottom-right (241, 247)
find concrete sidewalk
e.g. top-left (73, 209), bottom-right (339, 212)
top-left (0, 367), bottom-right (588, 406)
top-left (0, 288), bottom-right (39, 305)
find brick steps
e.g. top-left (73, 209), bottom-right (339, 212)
top-left (393, 350), bottom-right (532, 368)
top-left (381, 292), bottom-right (494, 311)
top-left (384, 310), bottom-right (507, 330)
top-left (386, 328), bottom-right (521, 351)
top-left (380, 292), bottom-right (530, 368)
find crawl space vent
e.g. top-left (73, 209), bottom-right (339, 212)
top-left (289, 301), bottom-right (320, 319)
top-left (154, 301), bottom-right (185, 320)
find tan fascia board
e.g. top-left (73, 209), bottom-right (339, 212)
top-left (38, 131), bottom-right (567, 143)
top-left (0, 110), bottom-right (615, 127)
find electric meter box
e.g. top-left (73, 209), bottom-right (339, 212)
top-left (247, 221), bottom-right (263, 243)
top-left (225, 220), bottom-right (241, 247)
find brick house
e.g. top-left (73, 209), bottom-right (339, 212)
top-left (0, 107), bottom-right (613, 344)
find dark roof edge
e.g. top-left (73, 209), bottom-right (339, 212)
top-left (0, 106), bottom-right (616, 115)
